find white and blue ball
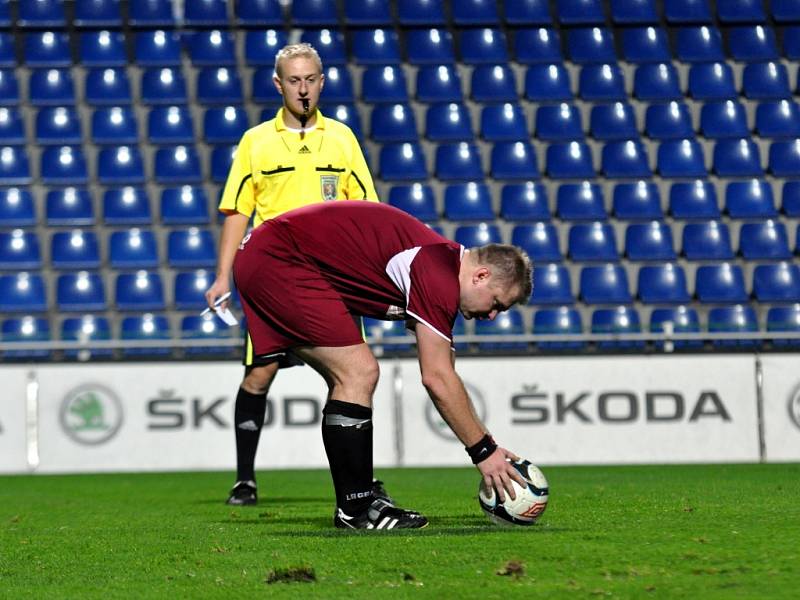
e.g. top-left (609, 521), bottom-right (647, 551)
top-left (478, 459), bottom-right (549, 526)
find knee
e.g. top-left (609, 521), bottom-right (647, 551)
top-left (355, 357), bottom-right (380, 393)
top-left (241, 363), bottom-right (277, 395)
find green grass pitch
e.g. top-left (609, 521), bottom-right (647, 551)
top-left (1, 464), bottom-right (798, 598)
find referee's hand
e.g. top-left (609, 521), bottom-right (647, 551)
top-left (205, 278), bottom-right (230, 311)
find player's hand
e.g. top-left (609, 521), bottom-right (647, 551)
top-left (204, 277), bottom-right (230, 311)
top-left (476, 447), bottom-right (527, 503)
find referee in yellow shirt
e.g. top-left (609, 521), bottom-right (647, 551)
top-left (204, 43), bottom-right (384, 506)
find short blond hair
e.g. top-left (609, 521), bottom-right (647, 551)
top-left (471, 244), bottom-right (533, 305)
top-left (274, 43), bottom-right (323, 78)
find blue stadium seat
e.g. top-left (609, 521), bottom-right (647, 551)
top-left (24, 32), bottom-right (71, 67)
top-left (251, 67), bottom-right (284, 106)
top-left (769, 139), bottom-right (800, 176)
top-left (718, 0), bottom-right (766, 22)
top-left (783, 27), bottom-right (800, 58)
top-left (115, 271), bottom-right (165, 311)
top-left (98, 146), bottom-right (146, 185)
top-left (29, 68), bottom-right (74, 106)
top-left (454, 223), bottom-right (503, 249)
top-left (371, 103), bottom-right (418, 142)
top-left (85, 68), bottom-right (132, 105)
top-left (556, 181), bottom-right (606, 220)
top-left (236, 0), bottom-right (284, 26)
top-left (57, 271), bottom-right (106, 311)
top-left (621, 26), bottom-right (671, 63)
top-left (739, 220), bottom-right (791, 259)
top-left (121, 313), bottom-right (171, 356)
top-left (134, 30), bottom-right (181, 67)
top-left (161, 186), bottom-right (211, 225)
top-left (405, 28), bottom-right (455, 65)
top-left (657, 138), bottom-right (707, 178)
top-left (50, 230), bottom-right (100, 269)
top-left (362, 65), bottom-right (408, 103)
top-left (625, 221), bottom-right (676, 260)
top-left (324, 104), bottom-right (362, 139)
top-left (416, 65), bottom-right (462, 103)
top-left (699, 101), bottom-right (749, 139)
top-left (530, 263), bottom-right (574, 305)
top-left (91, 107), bottom-right (138, 145)
top-left (500, 182), bottom-right (550, 221)
top-left (524, 63), bottom-right (572, 101)
top-left (0, 69), bottom-right (19, 106)
top-left (45, 188), bottom-right (94, 226)
top-left (0, 230), bottom-right (41, 269)
top-left (767, 304), bottom-right (800, 347)
top-left (291, 0), bottom-right (338, 26)
top-left (675, 26), bottom-right (723, 62)
top-left (197, 67), bottom-right (244, 105)
top-left (188, 30), bottom-right (236, 66)
top-left (203, 106), bottom-right (248, 144)
top-left (19, 0), bottom-right (66, 28)
top-left (2, 316), bottom-right (51, 360)
top-left (557, 0), bottom-right (604, 24)
top-left (453, 0), bottom-right (500, 25)
top-left (459, 28), bottom-right (508, 65)
top-left (568, 222), bottom-right (617, 261)
top-left (0, 273), bottom-right (46, 313)
top-left (300, 29), bottom-right (347, 66)
top-left (129, 0), bottom-right (175, 27)
top-left (0, 146), bottom-right (31, 185)
top-left (475, 309), bottom-right (527, 351)
top-left (490, 141), bottom-right (540, 180)
top-left (388, 184), bottom-right (438, 221)
top-left (154, 146), bottom-right (203, 184)
top-left (580, 264), bottom-right (632, 304)
top-left (103, 187), bottom-right (152, 225)
top-left (535, 103), bottom-right (582, 141)
top-left (592, 306), bottom-right (644, 349)
top-left (512, 222), bottom-right (562, 262)
top-left (590, 102), bottom-right (637, 140)
top-left (708, 305), bottom-right (759, 348)
top-left (481, 103), bottom-right (529, 142)
top-left (147, 105), bottom-right (195, 144)
top-left (783, 181), bottom-right (800, 216)
top-left (352, 28), bottom-right (400, 65)
top-left (61, 315), bottom-right (112, 358)
top-left (728, 26), bottom-right (778, 61)
top-left (755, 100), bottom-right (800, 138)
top-left (695, 263), bottom-right (748, 303)
top-left (725, 179), bottom-right (777, 218)
top-left (742, 62), bottom-right (791, 100)
top-left (344, 0), bottom-right (391, 25)
top-left (633, 63), bottom-right (682, 101)
top-left (184, 0), bottom-right (228, 26)
top-left (773, 0), bottom-right (800, 21)
top-left (645, 102), bottom-right (693, 139)
top-left (41, 146), bottom-right (88, 185)
top-left (471, 64), bottom-right (518, 103)
top-left (425, 102), bottom-right (472, 141)
top-left (398, 0), bottom-right (445, 25)
top-left (379, 143), bottom-right (427, 181)
top-left (444, 182), bottom-right (493, 221)
top-left (669, 180), bottom-right (720, 219)
top-left (109, 229), bottom-right (159, 268)
top-left (167, 228), bottom-right (216, 267)
top-left (0, 188), bottom-right (35, 227)
top-left (174, 269), bottom-right (213, 310)
top-left (579, 64), bottom-right (626, 101)
top-left (514, 28), bottom-right (562, 64)
top-left (180, 314), bottom-right (234, 357)
top-left (504, 0), bottom-right (552, 25)
top-left (33, 106), bottom-right (82, 146)
top-left (210, 144), bottom-right (236, 183)
top-left (79, 31), bottom-right (126, 68)
top-left (713, 138), bottom-right (762, 177)
top-left (612, 0), bottom-right (658, 23)
top-left (567, 27), bottom-right (616, 64)
top-left (688, 63), bottom-right (737, 100)
top-left (0, 108), bottom-right (25, 145)
top-left (547, 141), bottom-right (595, 179)
top-left (435, 142), bottom-right (483, 181)
top-left (602, 139), bottom-right (652, 178)
top-left (0, 33), bottom-right (12, 68)
top-left (681, 220), bottom-right (734, 260)
top-left (613, 181), bottom-right (662, 220)
top-left (754, 262), bottom-right (800, 302)
top-left (74, 0), bottom-right (123, 27)
top-left (637, 263), bottom-right (690, 304)
top-left (533, 306), bottom-right (584, 350)
top-left (650, 305), bottom-right (702, 349)
top-left (243, 30), bottom-right (287, 66)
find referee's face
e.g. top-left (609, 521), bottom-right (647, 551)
top-left (274, 57), bottom-right (325, 126)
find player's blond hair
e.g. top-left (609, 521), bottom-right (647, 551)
top-left (274, 43), bottom-right (323, 78)
top-left (471, 244), bottom-right (533, 305)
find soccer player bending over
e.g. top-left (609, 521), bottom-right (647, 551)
top-left (233, 201), bottom-right (531, 529)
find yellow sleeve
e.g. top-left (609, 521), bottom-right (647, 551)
top-left (342, 129), bottom-right (379, 203)
top-left (218, 131), bottom-right (256, 216)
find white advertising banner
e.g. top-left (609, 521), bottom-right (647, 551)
top-left (758, 355), bottom-right (800, 461)
top-left (0, 368), bottom-right (30, 474)
top-left (33, 363), bottom-right (396, 473)
top-left (398, 355), bottom-right (761, 466)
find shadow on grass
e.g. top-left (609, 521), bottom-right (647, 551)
top-left (194, 496), bottom-right (330, 506)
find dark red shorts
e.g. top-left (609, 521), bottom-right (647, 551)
top-left (233, 223), bottom-right (364, 359)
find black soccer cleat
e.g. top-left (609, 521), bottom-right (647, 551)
top-left (226, 480), bottom-right (257, 506)
top-left (334, 498), bottom-right (429, 530)
top-left (371, 478), bottom-right (394, 505)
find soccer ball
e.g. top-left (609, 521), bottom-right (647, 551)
top-left (478, 459), bottom-right (549, 526)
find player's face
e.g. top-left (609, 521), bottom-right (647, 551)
top-left (274, 57), bottom-right (324, 120)
top-left (460, 270), bottom-right (520, 321)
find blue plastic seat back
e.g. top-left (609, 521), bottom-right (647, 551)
top-left (371, 103), bottom-right (418, 142)
top-left (695, 263), bottom-right (748, 303)
top-left (504, 0), bottom-right (552, 25)
top-left (244, 29), bottom-right (288, 67)
top-left (98, 146), bottom-right (146, 185)
top-left (416, 65), bottom-right (463, 103)
top-left (116, 271), bottom-right (165, 311)
top-left (174, 269), bottom-right (214, 310)
top-left (0, 107), bottom-right (27, 145)
top-left (556, 181), bottom-right (606, 220)
top-left (592, 306), bottom-right (644, 349)
top-left (0, 32), bottom-right (13, 68)
top-left (755, 100), bottom-right (800, 139)
top-left (699, 101), bottom-right (749, 139)
top-left (0, 273), bottom-right (47, 312)
top-left (85, 67), bottom-right (132, 106)
top-left (142, 67), bottom-right (188, 105)
top-left (557, 0), bottom-right (605, 24)
top-left (471, 64), bottom-right (518, 103)
top-left (453, 0), bottom-right (500, 25)
top-left (533, 306), bottom-right (585, 350)
top-left (444, 182), bottom-right (494, 221)
top-left (0, 230), bottom-right (41, 269)
top-left (728, 25), bottom-right (778, 61)
top-left (624, 221), bottom-right (676, 260)
top-left (718, 0), bottom-right (766, 22)
top-left (742, 62), bottom-right (791, 100)
top-left (621, 26), bottom-right (671, 63)
top-left (579, 64), bottom-right (626, 101)
top-left (344, 0), bottom-right (392, 26)
top-left (426, 102), bottom-right (473, 142)
top-left (129, 0), bottom-right (176, 27)
top-left (590, 102), bottom-right (637, 140)
top-left (300, 29), bottom-right (346, 66)
top-left (41, 146), bottom-right (88, 185)
top-left (103, 186), bottom-right (152, 225)
top-left (739, 220), bottom-right (791, 259)
top-left (251, 67), bottom-right (285, 106)
top-left (783, 181), bottom-right (800, 216)
top-left (645, 102), bottom-right (694, 139)
top-left (324, 103), bottom-right (362, 139)
top-left (633, 63), bottom-right (682, 101)
top-left (291, 0), bottom-right (339, 26)
top-left (547, 142), bottom-right (595, 179)
top-left (209, 144), bottom-right (236, 184)
top-left (398, 0), bottom-right (446, 25)
top-left (713, 138), bottom-right (763, 177)
top-left (388, 184), bottom-right (438, 221)
top-left (500, 182), bottom-right (550, 221)
top-left (379, 143), bottom-right (428, 181)
top-left (480, 102), bottom-right (529, 141)
top-left (767, 304), bottom-right (800, 347)
top-left (135, 30), bottom-right (182, 67)
top-left (61, 316), bottom-right (112, 358)
top-left (406, 28), bottom-right (455, 65)
top-left (197, 67), bottom-right (244, 105)
top-left (512, 223), bottom-right (562, 262)
top-left (676, 26), bottom-right (724, 62)
top-left (2, 316), bottom-right (51, 359)
top-left (612, 0), bottom-right (658, 23)
top-left (148, 105), bottom-right (195, 144)
top-left (0, 146), bottom-right (31, 185)
top-left (121, 314), bottom-right (171, 356)
top-left (612, 181), bottom-right (662, 220)
top-left (707, 305), bottom-right (759, 347)
top-left (19, 0), bottom-right (66, 27)
top-left (188, 30), bottom-right (236, 66)
top-left (203, 106), bottom-right (248, 144)
top-left (535, 103), bottom-right (582, 140)
top-left (109, 229), bottom-right (159, 268)
top-left (454, 223), bottom-right (503, 247)
top-left (57, 271), bottom-right (106, 311)
top-left (637, 263), bottom-right (690, 304)
top-left (568, 222), bottom-right (618, 261)
top-left (435, 142), bottom-right (483, 181)
top-left (0, 188), bottom-right (35, 227)
top-left (459, 28), bottom-right (508, 65)
top-left (725, 179), bottom-right (776, 218)
top-left (161, 186), bottom-right (211, 225)
top-left (769, 139), bottom-right (800, 176)
top-left (688, 62), bottom-right (737, 100)
top-left (681, 220), bottom-right (734, 260)
top-left (567, 27), bottom-right (617, 64)
top-left (362, 66), bottom-right (409, 104)
top-left (531, 263), bottom-right (574, 305)
top-left (184, 0), bottom-right (228, 27)
top-left (490, 141), bottom-right (540, 180)
top-left (514, 28), bottom-right (562, 64)
top-left (91, 106), bottom-right (138, 145)
top-left (580, 263), bottom-right (632, 304)
top-left (154, 145), bottom-right (203, 184)
top-left (180, 315), bottom-right (233, 356)
top-left (0, 69), bottom-right (19, 106)
top-left (30, 68), bottom-right (75, 106)
top-left (657, 138), bottom-right (707, 178)
top-left (24, 31), bottom-right (72, 67)
top-left (46, 187), bottom-right (94, 226)
top-left (79, 31), bottom-right (127, 68)
top-left (650, 306), bottom-right (701, 349)
top-left (167, 228), bottom-right (216, 267)
top-left (669, 180), bottom-right (720, 219)
top-left (602, 139), bottom-right (652, 178)
top-left (525, 63), bottom-right (572, 101)
top-left (475, 309), bottom-right (527, 351)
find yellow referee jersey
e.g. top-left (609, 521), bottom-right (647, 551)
top-left (218, 108), bottom-right (378, 226)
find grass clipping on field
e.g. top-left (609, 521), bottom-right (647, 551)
top-left (265, 566), bottom-right (317, 584)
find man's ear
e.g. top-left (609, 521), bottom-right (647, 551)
top-left (273, 75), bottom-right (283, 95)
top-left (473, 266), bottom-right (491, 284)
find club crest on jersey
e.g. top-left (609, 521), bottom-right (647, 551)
top-left (321, 175), bottom-right (338, 201)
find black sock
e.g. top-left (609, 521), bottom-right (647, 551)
top-left (234, 387), bottom-right (267, 483)
top-left (321, 400), bottom-right (374, 516)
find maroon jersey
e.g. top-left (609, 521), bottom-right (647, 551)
top-left (237, 201), bottom-right (463, 342)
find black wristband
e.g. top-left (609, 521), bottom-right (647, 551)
top-left (466, 434), bottom-right (498, 464)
